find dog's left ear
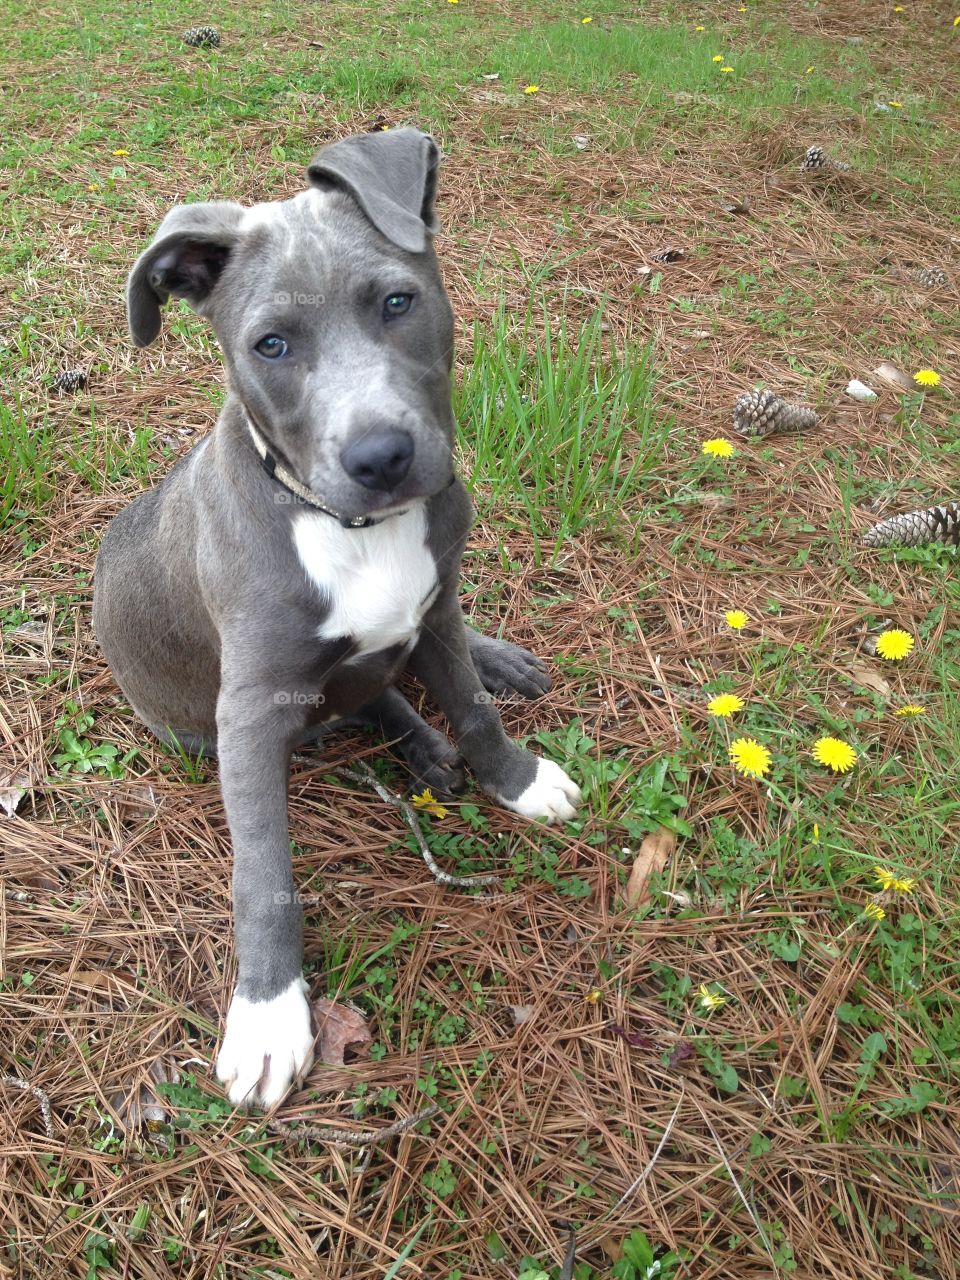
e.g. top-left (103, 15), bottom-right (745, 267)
top-left (306, 127), bottom-right (440, 254)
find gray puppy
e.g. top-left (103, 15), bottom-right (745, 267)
top-left (93, 128), bottom-right (581, 1108)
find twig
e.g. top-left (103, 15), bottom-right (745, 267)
top-left (1, 1074), bottom-right (54, 1138)
top-left (559, 1227), bottom-right (577, 1280)
top-left (338, 762), bottom-right (502, 889)
top-left (266, 1102), bottom-right (439, 1147)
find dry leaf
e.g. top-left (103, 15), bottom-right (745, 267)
top-left (720, 195), bottom-right (751, 215)
top-left (0, 772), bottom-right (31, 818)
top-left (624, 828), bottom-right (676, 908)
top-left (313, 998), bottom-right (371, 1066)
top-left (842, 662), bottom-right (892, 699)
top-left (111, 1056), bottom-right (180, 1132)
top-left (571, 133), bottom-right (591, 150)
top-left (871, 361), bottom-right (913, 392)
top-left (508, 1004), bottom-right (533, 1026)
top-left (481, 72), bottom-right (500, 81)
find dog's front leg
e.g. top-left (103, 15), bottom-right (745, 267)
top-left (410, 595), bottom-right (582, 822)
top-left (213, 694), bottom-right (314, 1108)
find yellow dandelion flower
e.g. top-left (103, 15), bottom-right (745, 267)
top-left (811, 736), bottom-right (858, 773)
top-left (725, 609), bottom-right (750, 631)
top-left (695, 25), bottom-right (706, 31)
top-left (585, 988), bottom-right (602, 1004)
top-left (707, 693), bottom-right (745, 718)
top-left (894, 704), bottom-right (926, 717)
top-left (863, 900), bottom-right (885, 921)
top-left (720, 66), bottom-right (735, 74)
top-left (702, 437), bottom-right (735, 457)
top-left (447, 0), bottom-right (459, 4)
top-left (581, 15), bottom-right (593, 23)
top-left (698, 983), bottom-right (727, 1010)
top-left (805, 66), bottom-right (814, 74)
top-left (712, 54), bottom-right (724, 62)
top-left (955, 15), bottom-right (960, 25)
top-left (875, 866), bottom-right (916, 893)
top-left (914, 368), bottom-right (940, 387)
top-left (729, 737), bottom-right (771, 779)
top-left (523, 84), bottom-right (540, 94)
top-left (888, 100), bottom-right (903, 108)
top-left (87, 183), bottom-right (99, 191)
top-left (112, 148), bottom-right (129, 156)
top-left (893, 5), bottom-right (903, 10)
top-left (411, 788), bottom-right (448, 819)
top-left (876, 629), bottom-right (914, 661)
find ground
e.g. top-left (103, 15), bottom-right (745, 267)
top-left (2, 2), bottom-right (959, 1278)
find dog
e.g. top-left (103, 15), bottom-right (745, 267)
top-left (93, 128), bottom-right (582, 1108)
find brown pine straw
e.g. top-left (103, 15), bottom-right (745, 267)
top-left (3, 0), bottom-right (960, 1274)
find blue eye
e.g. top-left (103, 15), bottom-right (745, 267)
top-left (255, 334), bottom-right (289, 359)
top-left (383, 293), bottom-right (414, 320)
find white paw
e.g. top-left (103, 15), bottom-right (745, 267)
top-left (215, 976), bottom-right (315, 1108)
top-left (499, 758), bottom-right (582, 823)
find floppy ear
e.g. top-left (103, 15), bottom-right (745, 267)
top-left (306, 127), bottom-right (441, 254)
top-left (126, 202), bottom-right (245, 347)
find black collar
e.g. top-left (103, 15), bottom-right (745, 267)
top-left (244, 410), bottom-right (393, 528)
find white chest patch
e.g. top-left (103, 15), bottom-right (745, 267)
top-left (292, 506), bottom-right (439, 658)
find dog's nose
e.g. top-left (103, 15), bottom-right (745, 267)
top-left (340, 429), bottom-right (414, 491)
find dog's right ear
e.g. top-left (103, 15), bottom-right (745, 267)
top-left (127, 202), bottom-right (245, 347)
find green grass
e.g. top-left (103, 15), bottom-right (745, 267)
top-left (457, 300), bottom-right (666, 553)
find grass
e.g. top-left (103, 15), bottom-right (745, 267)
top-left (2, 0), bottom-right (960, 1277)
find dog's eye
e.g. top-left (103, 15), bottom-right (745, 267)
top-left (383, 293), bottom-right (414, 320)
top-left (254, 335), bottom-right (289, 359)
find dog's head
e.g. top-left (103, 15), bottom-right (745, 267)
top-left (127, 128), bottom-right (455, 520)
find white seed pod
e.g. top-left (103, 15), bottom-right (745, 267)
top-left (846, 379), bottom-right (878, 402)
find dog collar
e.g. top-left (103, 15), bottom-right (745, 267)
top-left (244, 411), bottom-right (387, 529)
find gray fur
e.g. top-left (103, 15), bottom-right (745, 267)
top-left (93, 129), bottom-right (576, 1107)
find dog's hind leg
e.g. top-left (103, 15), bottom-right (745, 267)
top-left (360, 688), bottom-right (465, 796)
top-left (465, 623), bottom-right (551, 699)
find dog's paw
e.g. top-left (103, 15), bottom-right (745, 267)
top-left (498, 757), bottom-right (582, 823)
top-left (215, 976), bottom-right (315, 1108)
top-left (471, 635), bottom-right (551, 700)
top-left (403, 727), bottom-right (466, 797)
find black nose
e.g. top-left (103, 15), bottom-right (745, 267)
top-left (340, 428), bottom-right (414, 492)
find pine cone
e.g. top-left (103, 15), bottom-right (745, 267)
top-left (862, 502), bottom-right (960, 548)
top-left (913, 266), bottom-right (948, 288)
top-left (50, 368), bottom-right (87, 394)
top-left (651, 246), bottom-right (685, 264)
top-left (732, 389), bottom-right (819, 438)
top-left (801, 144), bottom-right (850, 173)
top-left (183, 25), bottom-right (221, 47)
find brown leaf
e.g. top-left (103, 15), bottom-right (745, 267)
top-left (842, 662), bottom-right (892, 699)
top-left (111, 1056), bottom-right (180, 1132)
top-left (0, 775), bottom-right (30, 818)
top-left (312, 998), bottom-right (371, 1066)
top-left (508, 1004), bottom-right (533, 1026)
top-left (720, 195), bottom-right (751, 215)
top-left (871, 360), bottom-right (912, 392)
top-left (624, 828), bottom-right (676, 908)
